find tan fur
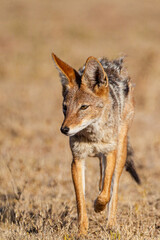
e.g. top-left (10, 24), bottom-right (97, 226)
top-left (71, 158), bottom-right (88, 235)
top-left (94, 150), bottom-right (116, 213)
top-left (52, 53), bottom-right (76, 86)
top-left (52, 53), bottom-right (136, 235)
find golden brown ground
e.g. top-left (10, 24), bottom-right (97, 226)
top-left (0, 0), bottom-right (160, 239)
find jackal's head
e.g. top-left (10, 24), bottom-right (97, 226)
top-left (52, 53), bottom-right (109, 136)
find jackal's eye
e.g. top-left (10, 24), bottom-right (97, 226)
top-left (80, 105), bottom-right (89, 110)
top-left (63, 105), bottom-right (67, 115)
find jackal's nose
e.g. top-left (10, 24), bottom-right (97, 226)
top-left (61, 126), bottom-right (69, 135)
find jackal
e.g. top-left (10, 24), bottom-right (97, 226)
top-left (52, 53), bottom-right (140, 235)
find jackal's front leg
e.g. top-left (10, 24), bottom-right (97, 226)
top-left (71, 158), bottom-right (88, 235)
top-left (94, 150), bottom-right (116, 213)
top-left (107, 131), bottom-right (127, 227)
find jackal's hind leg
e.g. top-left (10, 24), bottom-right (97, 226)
top-left (98, 154), bottom-right (106, 192)
top-left (99, 157), bottom-right (103, 192)
top-left (94, 151), bottom-right (116, 213)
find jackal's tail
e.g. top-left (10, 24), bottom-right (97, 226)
top-left (125, 139), bottom-right (141, 184)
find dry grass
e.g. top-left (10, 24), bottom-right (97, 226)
top-left (0, 0), bottom-right (160, 239)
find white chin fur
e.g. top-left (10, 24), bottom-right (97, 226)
top-left (68, 119), bottom-right (94, 136)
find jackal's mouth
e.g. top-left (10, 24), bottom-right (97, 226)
top-left (67, 132), bottom-right (77, 137)
top-left (61, 119), bottom-right (95, 137)
top-left (60, 126), bottom-right (81, 137)
top-left (60, 127), bottom-right (77, 137)
top-left (60, 126), bottom-right (77, 136)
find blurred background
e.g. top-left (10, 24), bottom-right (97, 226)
top-left (0, 0), bottom-right (160, 239)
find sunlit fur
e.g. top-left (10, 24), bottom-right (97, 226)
top-left (52, 53), bottom-right (140, 235)
top-left (62, 84), bottom-right (105, 137)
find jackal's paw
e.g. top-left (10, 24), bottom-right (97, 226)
top-left (94, 195), bottom-right (109, 213)
top-left (78, 218), bottom-right (89, 236)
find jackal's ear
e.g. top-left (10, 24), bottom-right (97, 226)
top-left (52, 53), bottom-right (79, 95)
top-left (82, 57), bottom-right (108, 94)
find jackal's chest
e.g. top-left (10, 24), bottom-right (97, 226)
top-left (70, 138), bottom-right (117, 159)
top-left (70, 128), bottom-right (117, 159)
top-left (70, 115), bottom-right (118, 158)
